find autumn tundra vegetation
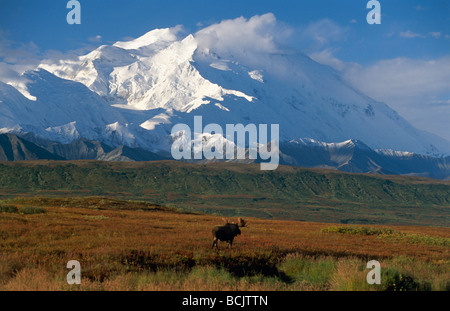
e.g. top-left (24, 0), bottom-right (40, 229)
top-left (0, 197), bottom-right (448, 291)
top-left (0, 161), bottom-right (449, 291)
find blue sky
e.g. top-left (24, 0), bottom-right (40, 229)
top-left (0, 0), bottom-right (449, 140)
top-left (0, 0), bottom-right (448, 64)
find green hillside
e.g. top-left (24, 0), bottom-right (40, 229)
top-left (0, 160), bottom-right (449, 226)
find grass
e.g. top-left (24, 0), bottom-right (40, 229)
top-left (321, 226), bottom-right (396, 236)
top-left (19, 206), bottom-right (46, 215)
top-left (0, 160), bottom-right (449, 226)
top-left (0, 205), bottom-right (18, 213)
top-left (322, 225), bottom-right (450, 247)
top-left (278, 254), bottom-right (336, 289)
top-left (0, 197), bottom-right (448, 291)
top-left (0, 204), bottom-right (46, 214)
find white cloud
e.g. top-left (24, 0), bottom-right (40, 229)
top-left (195, 13), bottom-right (292, 64)
top-left (195, 15), bottom-right (449, 141)
top-left (402, 100), bottom-right (450, 142)
top-left (309, 48), bottom-right (352, 72)
top-left (414, 5), bottom-right (427, 11)
top-left (399, 31), bottom-right (444, 39)
top-left (399, 30), bottom-right (425, 38)
top-left (88, 35), bottom-right (102, 43)
top-left (0, 38), bottom-right (40, 67)
top-left (299, 18), bottom-right (347, 49)
top-left (312, 51), bottom-right (450, 141)
top-left (428, 99), bottom-right (450, 107)
top-left (343, 57), bottom-right (450, 106)
top-left (0, 62), bottom-right (22, 83)
top-left (429, 32), bottom-right (441, 39)
top-left (0, 33), bottom-right (41, 86)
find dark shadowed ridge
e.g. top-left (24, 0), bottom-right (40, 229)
top-left (0, 134), bottom-right (65, 161)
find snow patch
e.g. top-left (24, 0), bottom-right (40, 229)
top-left (7, 82), bottom-right (36, 101)
top-left (248, 70), bottom-right (264, 83)
top-left (45, 122), bottom-right (80, 143)
top-left (140, 113), bottom-right (172, 130)
top-left (210, 62), bottom-right (231, 71)
top-left (215, 103), bottom-right (230, 112)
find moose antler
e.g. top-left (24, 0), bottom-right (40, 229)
top-left (238, 218), bottom-right (247, 227)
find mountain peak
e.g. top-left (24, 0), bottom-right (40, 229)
top-left (2, 25), bottom-right (450, 158)
top-left (343, 139), bottom-right (371, 150)
top-left (113, 27), bottom-right (182, 51)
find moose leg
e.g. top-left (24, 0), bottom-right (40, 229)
top-left (212, 238), bottom-right (218, 249)
top-left (228, 238), bottom-right (234, 249)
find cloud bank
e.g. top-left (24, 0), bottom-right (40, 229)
top-left (310, 49), bottom-right (450, 141)
top-left (194, 13), bottom-right (292, 64)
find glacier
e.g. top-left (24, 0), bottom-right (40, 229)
top-left (0, 24), bottom-right (449, 159)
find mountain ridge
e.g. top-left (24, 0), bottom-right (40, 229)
top-left (0, 158), bottom-right (449, 226)
top-left (0, 133), bottom-right (64, 161)
top-left (0, 23), bottom-right (449, 175)
top-left (1, 133), bottom-right (448, 180)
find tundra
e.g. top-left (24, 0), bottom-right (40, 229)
top-left (212, 218), bottom-right (247, 249)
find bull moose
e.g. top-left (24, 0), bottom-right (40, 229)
top-left (212, 218), bottom-right (247, 249)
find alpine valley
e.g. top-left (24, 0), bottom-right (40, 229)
top-left (1, 16), bottom-right (449, 179)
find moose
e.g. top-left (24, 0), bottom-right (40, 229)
top-left (211, 218), bottom-right (247, 249)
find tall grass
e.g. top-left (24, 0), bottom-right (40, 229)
top-left (0, 198), bottom-right (448, 291)
top-left (278, 254), bottom-right (336, 290)
top-left (1, 254), bottom-right (447, 291)
top-left (322, 225), bottom-right (450, 247)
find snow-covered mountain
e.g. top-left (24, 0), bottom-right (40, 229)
top-left (280, 139), bottom-right (450, 179)
top-left (1, 24), bottom-right (450, 162)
